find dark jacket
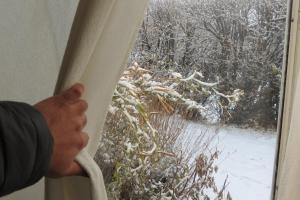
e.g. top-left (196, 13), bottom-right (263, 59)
top-left (0, 102), bottom-right (53, 196)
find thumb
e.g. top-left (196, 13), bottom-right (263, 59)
top-left (61, 83), bottom-right (85, 103)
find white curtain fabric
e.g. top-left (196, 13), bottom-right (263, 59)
top-left (276, 0), bottom-right (300, 199)
top-left (0, 0), bottom-right (76, 104)
top-left (45, 0), bottom-right (149, 200)
top-left (0, 1), bottom-right (78, 200)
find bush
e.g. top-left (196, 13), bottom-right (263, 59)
top-left (95, 64), bottom-right (237, 199)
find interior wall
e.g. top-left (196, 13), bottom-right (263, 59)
top-left (0, 0), bottom-right (79, 199)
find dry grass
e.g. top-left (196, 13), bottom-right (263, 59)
top-left (94, 66), bottom-right (231, 199)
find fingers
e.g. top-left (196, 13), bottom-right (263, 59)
top-left (64, 161), bottom-right (84, 176)
top-left (62, 83), bottom-right (85, 103)
top-left (81, 115), bottom-right (87, 129)
top-left (74, 114), bottom-right (87, 131)
top-left (73, 99), bottom-right (88, 114)
top-left (62, 133), bottom-right (88, 177)
top-left (42, 83), bottom-right (91, 178)
top-left (77, 132), bottom-right (89, 150)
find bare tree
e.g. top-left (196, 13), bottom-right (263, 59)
top-left (129, 0), bottom-right (287, 128)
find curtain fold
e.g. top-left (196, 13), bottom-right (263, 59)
top-left (45, 0), bottom-right (149, 199)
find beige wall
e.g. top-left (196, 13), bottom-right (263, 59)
top-left (0, 0), bottom-right (79, 199)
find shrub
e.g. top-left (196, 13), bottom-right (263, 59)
top-left (95, 64), bottom-right (238, 199)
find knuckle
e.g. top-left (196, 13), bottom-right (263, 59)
top-left (75, 120), bottom-right (83, 131)
top-left (77, 133), bottom-right (89, 149)
top-left (79, 100), bottom-right (88, 111)
top-left (61, 84), bottom-right (84, 102)
top-left (82, 115), bottom-right (88, 127)
top-left (75, 116), bottom-right (87, 131)
top-left (72, 85), bottom-right (84, 98)
top-left (77, 135), bottom-right (84, 149)
top-left (74, 83), bottom-right (84, 92)
top-left (73, 87), bottom-right (82, 97)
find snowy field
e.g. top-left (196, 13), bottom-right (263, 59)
top-left (181, 122), bottom-right (277, 200)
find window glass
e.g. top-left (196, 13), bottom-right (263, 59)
top-left (95, 0), bottom-right (288, 199)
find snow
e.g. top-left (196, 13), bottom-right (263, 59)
top-left (182, 122), bottom-right (277, 200)
top-left (171, 72), bottom-right (183, 79)
top-left (119, 80), bottom-right (137, 90)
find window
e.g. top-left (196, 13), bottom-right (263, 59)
top-left (94, 0), bottom-right (288, 199)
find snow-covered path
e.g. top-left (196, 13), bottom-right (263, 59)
top-left (182, 123), bottom-right (277, 200)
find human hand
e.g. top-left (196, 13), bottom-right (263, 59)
top-left (34, 83), bottom-right (89, 178)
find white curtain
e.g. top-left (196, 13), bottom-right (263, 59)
top-left (45, 0), bottom-right (149, 199)
top-left (0, 1), bottom-right (78, 200)
top-left (276, 0), bottom-right (300, 199)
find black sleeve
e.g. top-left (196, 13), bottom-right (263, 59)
top-left (0, 101), bottom-right (53, 196)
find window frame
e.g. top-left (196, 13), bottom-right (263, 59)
top-left (272, 0), bottom-right (300, 199)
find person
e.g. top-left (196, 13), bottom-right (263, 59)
top-left (0, 83), bottom-right (89, 196)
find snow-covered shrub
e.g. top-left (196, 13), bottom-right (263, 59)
top-left (95, 64), bottom-right (237, 199)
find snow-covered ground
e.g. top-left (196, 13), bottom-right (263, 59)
top-left (181, 122), bottom-right (277, 200)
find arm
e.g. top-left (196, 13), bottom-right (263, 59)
top-left (0, 102), bottom-right (53, 196)
top-left (0, 84), bottom-right (89, 196)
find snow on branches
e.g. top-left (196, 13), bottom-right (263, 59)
top-left (95, 64), bottom-right (236, 199)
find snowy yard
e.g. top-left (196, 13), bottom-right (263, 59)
top-left (181, 122), bottom-right (277, 200)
